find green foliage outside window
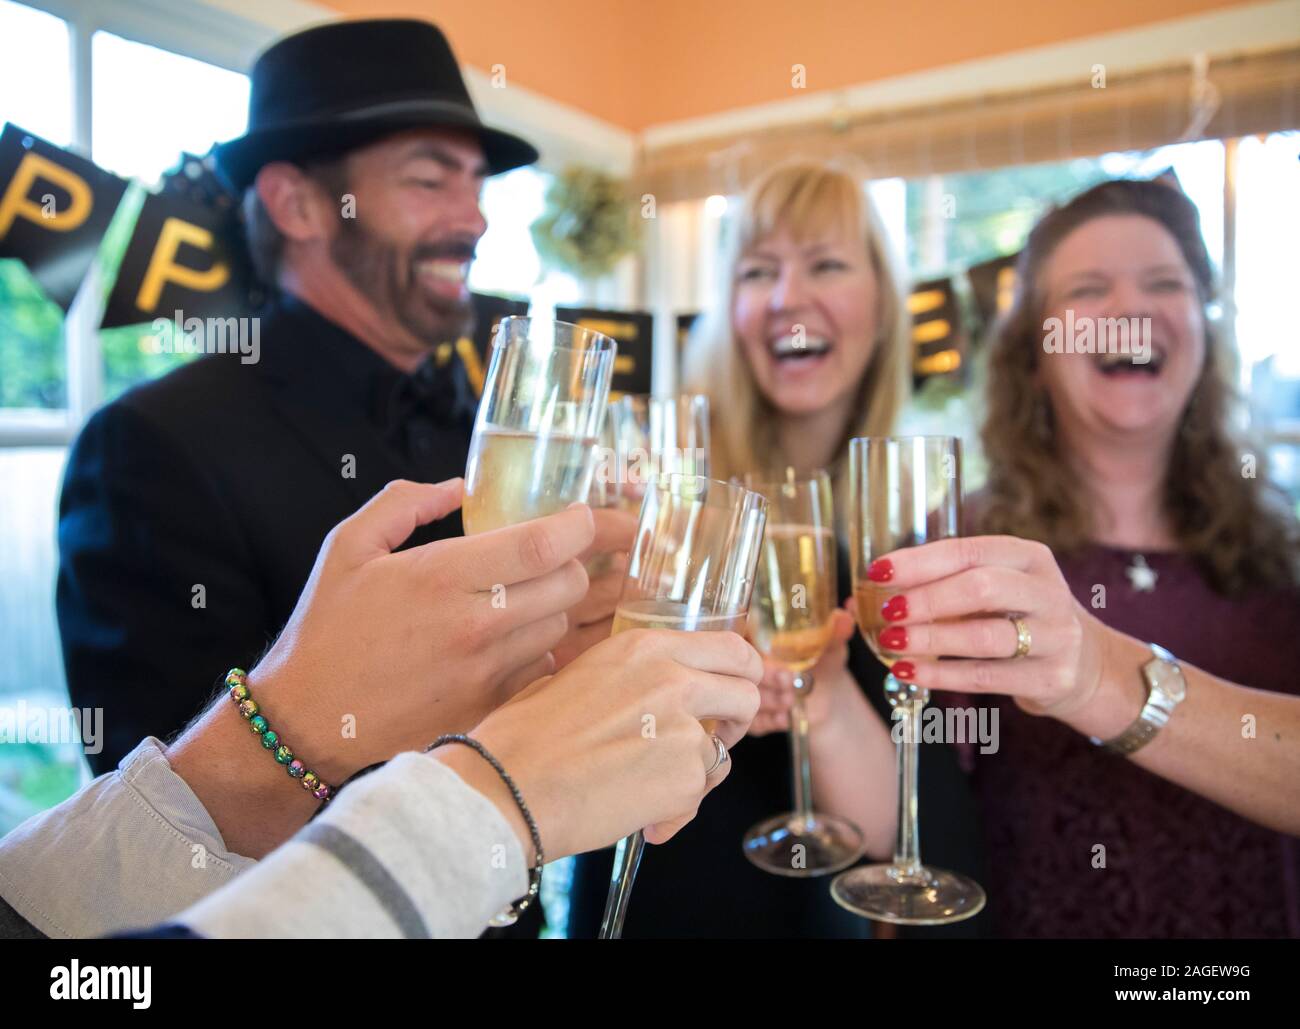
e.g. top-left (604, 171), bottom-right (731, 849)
top-left (0, 261), bottom-right (64, 408)
top-left (904, 158), bottom-right (1112, 275)
top-left (0, 180), bottom-right (198, 412)
top-left (899, 158), bottom-right (1119, 399)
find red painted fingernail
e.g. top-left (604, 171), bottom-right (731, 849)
top-left (867, 558), bottom-right (895, 583)
top-left (879, 626), bottom-right (908, 651)
top-left (892, 660), bottom-right (916, 680)
top-left (881, 594), bottom-right (908, 622)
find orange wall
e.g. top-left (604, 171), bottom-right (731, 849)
top-left (321, 0), bottom-right (1264, 129)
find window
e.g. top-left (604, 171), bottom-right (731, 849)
top-left (0, 447), bottom-right (78, 832)
top-left (0, 0), bottom-right (73, 412)
top-left (1236, 132), bottom-right (1300, 508)
top-left (904, 140), bottom-right (1226, 281)
top-left (91, 30), bottom-right (251, 401)
top-left (90, 30), bottom-right (250, 188)
top-left (0, 0), bottom-right (72, 148)
top-left (471, 164), bottom-right (580, 314)
top-left (1, 7), bottom-right (255, 416)
top-left (0, 4), bottom-right (255, 833)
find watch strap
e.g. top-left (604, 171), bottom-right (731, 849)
top-left (1090, 643), bottom-right (1184, 755)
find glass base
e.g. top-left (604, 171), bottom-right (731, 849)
top-left (830, 863), bottom-right (986, 925)
top-left (742, 812), bottom-right (866, 877)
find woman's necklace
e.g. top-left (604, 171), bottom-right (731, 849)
top-left (1125, 553), bottom-right (1158, 592)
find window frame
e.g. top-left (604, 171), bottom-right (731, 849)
top-left (0, 0), bottom-right (274, 446)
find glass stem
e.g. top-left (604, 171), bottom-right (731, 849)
top-left (892, 696), bottom-right (927, 882)
top-left (598, 830), bottom-right (644, 939)
top-left (790, 672), bottom-right (815, 830)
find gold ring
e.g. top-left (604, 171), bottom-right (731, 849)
top-left (1010, 616), bottom-right (1032, 659)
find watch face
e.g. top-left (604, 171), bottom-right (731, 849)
top-left (1147, 659), bottom-right (1187, 704)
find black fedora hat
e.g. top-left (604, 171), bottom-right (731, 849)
top-left (213, 19), bottom-right (538, 192)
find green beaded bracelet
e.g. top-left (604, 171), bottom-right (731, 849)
top-left (225, 668), bottom-right (334, 802)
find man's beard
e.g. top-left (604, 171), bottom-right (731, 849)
top-left (329, 216), bottom-right (475, 348)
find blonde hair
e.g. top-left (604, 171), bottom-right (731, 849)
top-left (682, 160), bottom-right (910, 492)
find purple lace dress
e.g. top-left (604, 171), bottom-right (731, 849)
top-left (966, 545), bottom-right (1300, 938)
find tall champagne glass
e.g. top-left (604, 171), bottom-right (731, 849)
top-left (834, 435), bottom-right (986, 924)
top-left (742, 469), bottom-right (865, 876)
top-left (463, 317), bottom-right (616, 534)
top-left (599, 475), bottom-right (768, 939)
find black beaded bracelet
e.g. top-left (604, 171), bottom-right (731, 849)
top-left (425, 734), bottom-right (543, 926)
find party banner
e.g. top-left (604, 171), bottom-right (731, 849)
top-left (967, 252), bottom-right (1020, 332)
top-left (676, 312), bottom-right (698, 354)
top-left (0, 124), bottom-right (129, 311)
top-left (445, 291), bottom-right (529, 396)
top-left (908, 277), bottom-right (964, 380)
top-left (100, 186), bottom-right (253, 330)
top-left (556, 306), bottom-right (653, 397)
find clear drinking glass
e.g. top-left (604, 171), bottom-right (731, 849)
top-left (599, 475), bottom-right (768, 939)
top-left (602, 394), bottom-right (710, 512)
top-left (834, 435), bottom-right (986, 924)
top-left (741, 469), bottom-right (865, 876)
top-left (462, 316), bottom-right (616, 534)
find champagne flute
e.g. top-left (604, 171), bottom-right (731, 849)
top-left (587, 392), bottom-right (707, 568)
top-left (583, 407), bottom-right (625, 577)
top-left (741, 469), bottom-right (865, 876)
top-left (599, 475), bottom-right (768, 939)
top-left (605, 394), bottom-right (710, 512)
top-left (463, 316), bottom-right (616, 534)
top-left (833, 435), bottom-right (986, 924)
top-left (587, 402), bottom-right (622, 511)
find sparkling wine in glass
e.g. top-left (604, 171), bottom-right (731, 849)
top-left (610, 601), bottom-right (749, 636)
top-left (742, 470), bottom-right (865, 877)
top-left (854, 579), bottom-right (903, 668)
top-left (599, 475), bottom-right (768, 939)
top-left (463, 317), bottom-right (616, 534)
top-left (834, 435), bottom-right (986, 925)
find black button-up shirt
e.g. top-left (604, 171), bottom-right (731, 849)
top-left (278, 293), bottom-right (479, 484)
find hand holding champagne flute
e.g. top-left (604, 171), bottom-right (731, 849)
top-left (463, 316), bottom-right (630, 678)
top-left (837, 435), bottom-right (986, 925)
top-left (599, 475), bottom-right (768, 939)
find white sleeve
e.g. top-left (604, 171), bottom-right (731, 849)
top-left (0, 737), bottom-right (256, 938)
top-left (180, 752), bottom-right (530, 939)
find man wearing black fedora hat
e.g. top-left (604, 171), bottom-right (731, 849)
top-left (55, 20), bottom-right (631, 818)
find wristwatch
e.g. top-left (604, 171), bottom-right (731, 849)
top-left (1090, 642), bottom-right (1187, 755)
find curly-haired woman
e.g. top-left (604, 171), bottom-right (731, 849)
top-left (756, 178), bottom-right (1300, 937)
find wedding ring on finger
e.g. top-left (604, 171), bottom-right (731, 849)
top-left (704, 733), bottom-right (729, 775)
top-left (1009, 616), bottom-right (1032, 659)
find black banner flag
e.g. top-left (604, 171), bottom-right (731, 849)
top-left (0, 124), bottom-right (128, 311)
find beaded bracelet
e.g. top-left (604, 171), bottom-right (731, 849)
top-left (425, 734), bottom-right (543, 927)
top-left (225, 669), bottom-right (334, 803)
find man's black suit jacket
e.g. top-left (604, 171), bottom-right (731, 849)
top-left (56, 296), bottom-right (476, 775)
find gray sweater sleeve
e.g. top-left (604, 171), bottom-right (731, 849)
top-left (1, 736), bottom-right (531, 940)
top-left (0, 737), bottom-right (256, 938)
top-left (180, 752), bottom-right (530, 938)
